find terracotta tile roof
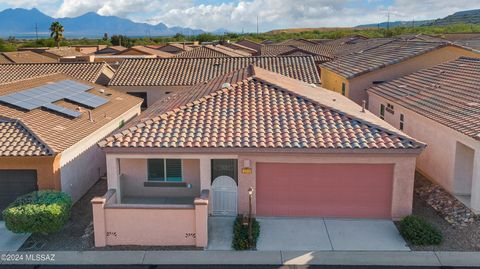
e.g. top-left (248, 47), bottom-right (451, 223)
top-left (0, 118), bottom-right (53, 156)
top-left (0, 74), bottom-right (143, 154)
top-left (368, 57), bottom-right (480, 141)
top-left (109, 56), bottom-right (320, 86)
top-left (95, 46), bottom-right (127, 55)
top-left (236, 39), bottom-right (263, 52)
top-left (43, 47), bottom-right (85, 58)
top-left (1, 51), bottom-right (56, 63)
top-left (159, 43), bottom-right (195, 53)
top-left (260, 45), bottom-right (333, 63)
top-left (118, 46), bottom-right (174, 58)
top-left (100, 66), bottom-right (424, 152)
top-left (276, 39), bottom-right (318, 46)
top-left (0, 54), bottom-right (12, 64)
top-left (173, 45), bottom-right (251, 58)
top-left (397, 34), bottom-right (447, 43)
top-left (454, 39), bottom-right (480, 50)
top-left (321, 41), bottom-right (457, 79)
top-left (222, 42), bottom-right (258, 54)
top-left (0, 62), bottom-right (112, 84)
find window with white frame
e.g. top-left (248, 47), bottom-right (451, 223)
top-left (147, 159), bottom-right (183, 182)
top-left (400, 113), bottom-right (405, 130)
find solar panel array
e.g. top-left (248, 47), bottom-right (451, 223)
top-left (0, 80), bottom-right (108, 118)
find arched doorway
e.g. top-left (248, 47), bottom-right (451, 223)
top-left (211, 176), bottom-right (237, 216)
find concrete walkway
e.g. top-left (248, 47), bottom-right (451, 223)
top-left (257, 217), bottom-right (409, 251)
top-left (207, 216), bottom-right (235, 250)
top-left (1, 250), bottom-right (480, 266)
top-left (0, 221), bottom-right (30, 251)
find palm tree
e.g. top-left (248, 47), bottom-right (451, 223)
top-left (49, 22), bottom-right (64, 48)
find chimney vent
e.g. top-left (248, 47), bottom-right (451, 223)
top-left (362, 100), bottom-right (366, 112)
top-left (88, 110), bottom-right (94, 122)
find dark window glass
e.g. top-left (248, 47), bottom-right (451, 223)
top-left (341, 83), bottom-right (346, 96)
top-left (148, 159), bottom-right (164, 181)
top-left (127, 92), bottom-right (148, 109)
top-left (166, 159), bottom-right (182, 182)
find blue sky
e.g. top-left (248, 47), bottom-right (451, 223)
top-left (0, 0), bottom-right (479, 31)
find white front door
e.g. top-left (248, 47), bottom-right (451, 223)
top-left (211, 176), bottom-right (237, 216)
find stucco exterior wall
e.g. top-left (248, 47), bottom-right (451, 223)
top-left (320, 68), bottom-right (349, 96)
top-left (60, 103), bottom-right (141, 202)
top-left (119, 158), bottom-right (201, 198)
top-left (110, 86), bottom-right (190, 107)
top-left (0, 155), bottom-right (61, 190)
top-left (368, 92), bottom-right (480, 211)
top-left (322, 46), bottom-right (479, 105)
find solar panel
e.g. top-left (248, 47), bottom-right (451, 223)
top-left (43, 103), bottom-right (82, 118)
top-left (0, 80), bottom-right (106, 118)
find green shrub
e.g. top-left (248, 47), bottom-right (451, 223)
top-left (232, 216), bottom-right (260, 250)
top-left (2, 191), bottom-right (72, 234)
top-left (399, 215), bottom-right (442, 246)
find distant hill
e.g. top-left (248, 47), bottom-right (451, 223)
top-left (429, 9), bottom-right (480, 26)
top-left (355, 20), bottom-right (432, 29)
top-left (356, 9), bottom-right (480, 29)
top-left (0, 8), bottom-right (207, 38)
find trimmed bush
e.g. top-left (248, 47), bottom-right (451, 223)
top-left (399, 215), bottom-right (442, 246)
top-left (2, 190), bottom-right (72, 234)
top-left (232, 215), bottom-right (260, 250)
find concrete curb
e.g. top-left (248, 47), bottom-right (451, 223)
top-left (1, 250), bottom-right (480, 266)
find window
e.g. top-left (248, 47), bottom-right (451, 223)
top-left (127, 92), bottom-right (148, 109)
top-left (380, 104), bottom-right (385, 120)
top-left (400, 114), bottom-right (405, 130)
top-left (147, 159), bottom-right (182, 182)
top-left (386, 103), bottom-right (395, 114)
top-left (341, 82), bottom-right (346, 96)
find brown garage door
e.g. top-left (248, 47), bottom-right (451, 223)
top-left (0, 170), bottom-right (38, 219)
top-left (256, 163), bottom-right (394, 218)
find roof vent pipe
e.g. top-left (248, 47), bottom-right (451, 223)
top-left (88, 110), bottom-right (94, 122)
top-left (362, 100), bottom-right (366, 113)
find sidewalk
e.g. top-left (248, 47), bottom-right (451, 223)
top-left (1, 250), bottom-right (480, 266)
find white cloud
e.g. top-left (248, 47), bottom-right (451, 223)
top-left (4, 0), bottom-right (480, 31)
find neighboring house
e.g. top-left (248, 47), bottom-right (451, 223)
top-left (236, 39), bottom-right (263, 52)
top-left (173, 45), bottom-right (252, 58)
top-left (93, 65), bottom-right (424, 247)
top-left (42, 47), bottom-right (86, 61)
top-left (0, 51), bottom-right (56, 64)
top-left (397, 34), bottom-right (447, 43)
top-left (260, 44), bottom-right (334, 65)
top-left (0, 62), bottom-right (115, 86)
top-left (320, 41), bottom-right (479, 105)
top-left (158, 43), bottom-right (195, 54)
top-left (276, 38), bottom-right (319, 46)
top-left (115, 46), bottom-right (174, 58)
top-left (71, 45), bottom-right (108, 55)
top-left (221, 42), bottom-right (259, 55)
top-left (368, 57), bottom-right (480, 212)
top-left (95, 46), bottom-right (128, 55)
top-left (0, 74), bottom-right (142, 214)
top-left (454, 39), bottom-right (480, 51)
top-left (108, 56), bottom-right (321, 108)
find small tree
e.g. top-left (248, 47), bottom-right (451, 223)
top-left (50, 21), bottom-right (64, 48)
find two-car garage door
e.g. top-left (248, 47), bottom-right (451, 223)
top-left (0, 170), bottom-right (38, 219)
top-left (256, 163), bottom-right (394, 219)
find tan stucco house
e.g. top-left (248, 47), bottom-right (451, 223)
top-left (0, 74), bottom-right (142, 214)
top-left (93, 65), bottom-right (424, 247)
top-left (320, 40), bottom-right (479, 105)
top-left (368, 56), bottom-right (480, 213)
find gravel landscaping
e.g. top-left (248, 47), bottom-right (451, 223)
top-left (398, 172), bottom-right (480, 251)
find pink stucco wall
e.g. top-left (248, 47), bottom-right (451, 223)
top-left (255, 163), bottom-right (394, 218)
top-left (92, 189), bottom-right (209, 247)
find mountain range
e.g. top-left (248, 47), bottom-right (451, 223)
top-left (356, 9), bottom-right (480, 28)
top-left (0, 8), bottom-right (208, 38)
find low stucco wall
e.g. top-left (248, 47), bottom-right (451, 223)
top-left (92, 189), bottom-right (209, 247)
top-left (120, 158), bottom-right (201, 198)
top-left (369, 92), bottom-right (480, 210)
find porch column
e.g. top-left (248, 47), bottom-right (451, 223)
top-left (199, 157), bottom-right (211, 191)
top-left (470, 150), bottom-right (480, 213)
top-left (91, 196), bottom-right (107, 247)
top-left (106, 155), bottom-right (121, 202)
top-left (391, 157), bottom-right (416, 219)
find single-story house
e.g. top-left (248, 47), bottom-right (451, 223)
top-left (42, 47), bottom-right (86, 61)
top-left (0, 62), bottom-right (115, 86)
top-left (95, 46), bottom-right (128, 55)
top-left (0, 51), bottom-right (56, 64)
top-left (173, 45), bottom-right (252, 58)
top-left (93, 65), bottom-right (424, 247)
top-left (71, 45), bottom-right (108, 55)
top-left (367, 56), bottom-right (480, 212)
top-left (320, 41), bottom-right (479, 105)
top-left (157, 43), bottom-right (195, 54)
top-left (108, 56), bottom-right (321, 109)
top-left (0, 74), bottom-right (142, 215)
top-left (235, 39), bottom-right (263, 53)
top-left (115, 46), bottom-right (174, 58)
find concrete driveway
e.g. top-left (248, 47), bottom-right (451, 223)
top-left (256, 217), bottom-right (409, 251)
top-left (0, 221), bottom-right (30, 251)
